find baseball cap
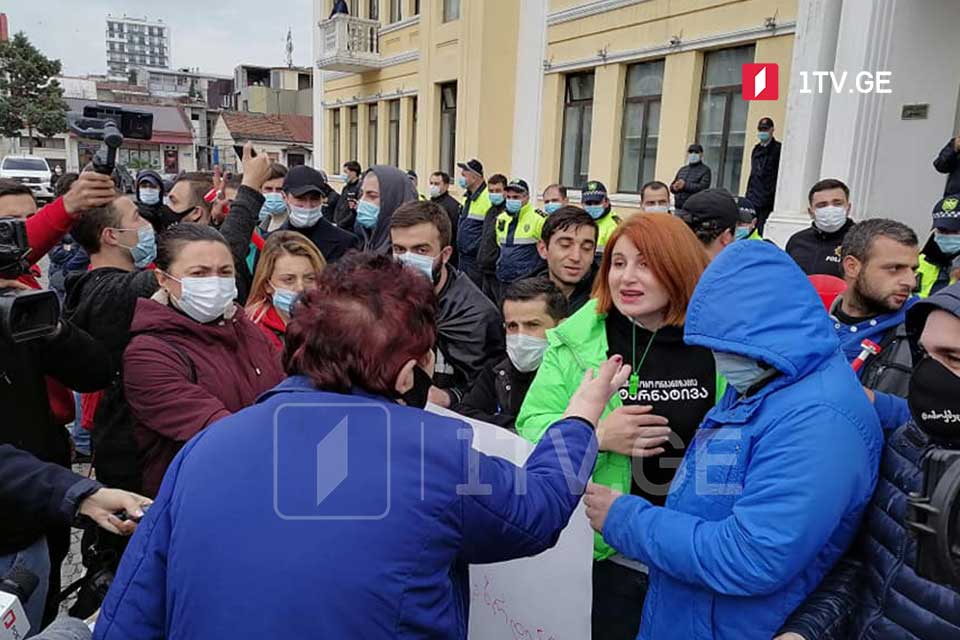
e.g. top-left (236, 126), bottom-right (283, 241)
top-left (735, 196), bottom-right (757, 224)
top-left (504, 179), bottom-right (530, 194)
top-left (931, 194), bottom-right (960, 231)
top-left (758, 117), bottom-right (775, 131)
top-left (676, 189), bottom-right (740, 233)
top-left (283, 165), bottom-right (331, 197)
top-left (581, 180), bottom-right (608, 204)
top-left (456, 159), bottom-right (484, 177)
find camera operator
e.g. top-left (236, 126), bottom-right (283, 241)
top-left (0, 443), bottom-right (149, 634)
top-left (777, 281), bottom-right (960, 640)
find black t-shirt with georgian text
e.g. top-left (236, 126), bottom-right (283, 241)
top-left (605, 308), bottom-right (716, 505)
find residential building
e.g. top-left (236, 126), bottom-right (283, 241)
top-left (212, 111), bottom-right (313, 171)
top-left (106, 15), bottom-right (171, 78)
top-left (234, 65), bottom-right (313, 116)
top-left (312, 0), bottom-right (960, 245)
top-left (1, 13), bottom-right (8, 42)
top-left (131, 67), bottom-right (235, 108)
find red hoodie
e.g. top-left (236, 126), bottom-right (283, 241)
top-left (123, 297), bottom-right (284, 496)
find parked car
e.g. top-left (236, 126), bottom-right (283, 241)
top-left (0, 155), bottom-right (54, 202)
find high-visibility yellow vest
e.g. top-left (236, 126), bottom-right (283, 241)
top-left (495, 203), bottom-right (547, 283)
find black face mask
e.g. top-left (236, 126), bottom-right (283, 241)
top-left (908, 356), bottom-right (960, 442)
top-left (398, 365), bottom-right (433, 409)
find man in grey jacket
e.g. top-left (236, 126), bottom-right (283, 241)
top-left (670, 143), bottom-right (712, 210)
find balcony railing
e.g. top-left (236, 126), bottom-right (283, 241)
top-left (316, 14), bottom-right (380, 73)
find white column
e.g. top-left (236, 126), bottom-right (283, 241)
top-left (765, 0), bottom-right (843, 247)
top-left (510, 0), bottom-right (548, 195)
top-left (312, 0), bottom-right (326, 170)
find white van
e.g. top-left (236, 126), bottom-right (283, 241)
top-left (0, 156), bottom-right (54, 202)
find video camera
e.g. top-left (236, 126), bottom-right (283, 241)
top-left (0, 219), bottom-right (60, 342)
top-left (67, 105), bottom-right (153, 187)
top-left (907, 442), bottom-right (960, 589)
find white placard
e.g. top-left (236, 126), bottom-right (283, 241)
top-left (426, 404), bottom-right (593, 640)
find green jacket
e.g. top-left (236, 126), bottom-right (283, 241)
top-left (917, 253), bottom-right (957, 298)
top-left (516, 298), bottom-right (726, 560)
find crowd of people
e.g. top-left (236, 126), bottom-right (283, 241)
top-left (0, 118), bottom-right (958, 640)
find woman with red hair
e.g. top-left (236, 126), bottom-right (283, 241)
top-left (517, 213), bottom-right (725, 640)
top-left (96, 252), bottom-right (629, 640)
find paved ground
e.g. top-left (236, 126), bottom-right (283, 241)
top-left (59, 462), bottom-right (93, 616)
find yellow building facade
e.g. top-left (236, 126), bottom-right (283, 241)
top-left (314, 0), bottom-right (797, 215)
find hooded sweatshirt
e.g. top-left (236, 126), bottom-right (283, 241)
top-left (602, 241), bottom-right (883, 640)
top-left (354, 165), bottom-right (418, 253)
top-left (123, 294), bottom-right (284, 496)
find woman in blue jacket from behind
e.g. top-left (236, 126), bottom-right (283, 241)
top-left (585, 241), bottom-right (884, 640)
top-left (93, 252), bottom-right (628, 640)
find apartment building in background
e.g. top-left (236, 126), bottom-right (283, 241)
top-left (312, 0), bottom-right (960, 245)
top-left (235, 65), bottom-right (314, 116)
top-left (106, 15), bottom-right (171, 78)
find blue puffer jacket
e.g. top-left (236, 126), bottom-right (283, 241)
top-left (93, 378), bottom-right (597, 639)
top-left (602, 241), bottom-right (883, 640)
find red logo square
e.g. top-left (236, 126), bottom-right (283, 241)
top-left (742, 63), bottom-right (779, 100)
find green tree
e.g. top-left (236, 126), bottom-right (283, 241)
top-left (0, 32), bottom-right (68, 154)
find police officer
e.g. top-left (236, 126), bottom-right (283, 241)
top-left (495, 179), bottom-right (547, 289)
top-left (917, 194), bottom-right (960, 297)
top-left (580, 180), bottom-right (621, 255)
top-left (455, 159), bottom-right (493, 286)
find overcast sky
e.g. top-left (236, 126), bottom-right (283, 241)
top-left (4, 0), bottom-right (314, 76)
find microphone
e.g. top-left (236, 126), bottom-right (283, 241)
top-left (0, 565), bottom-right (39, 639)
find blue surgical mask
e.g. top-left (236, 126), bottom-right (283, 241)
top-left (288, 205), bottom-right (323, 228)
top-left (544, 202), bottom-right (562, 215)
top-left (116, 225), bottom-right (157, 269)
top-left (272, 288), bottom-right (299, 316)
top-left (397, 251), bottom-right (437, 281)
top-left (356, 199), bottom-right (380, 229)
top-left (261, 193), bottom-right (287, 217)
top-left (489, 193), bottom-right (505, 206)
top-left (505, 199), bottom-right (522, 214)
top-left (687, 153), bottom-right (701, 165)
top-left (735, 227), bottom-right (751, 241)
top-left (139, 188), bottom-right (160, 206)
top-left (713, 351), bottom-right (769, 395)
top-left (935, 232), bottom-right (960, 256)
top-left (585, 204), bottom-right (605, 220)
top-left (758, 131), bottom-right (771, 143)
top-left (457, 176), bottom-right (468, 189)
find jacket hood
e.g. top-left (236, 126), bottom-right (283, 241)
top-left (907, 281), bottom-right (960, 342)
top-left (360, 165), bottom-right (418, 252)
top-left (136, 170), bottom-right (165, 195)
top-left (685, 241), bottom-right (839, 379)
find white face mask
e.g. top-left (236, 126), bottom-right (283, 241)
top-left (506, 334), bottom-right (549, 373)
top-left (713, 351), bottom-right (768, 395)
top-left (170, 276), bottom-right (238, 324)
top-left (288, 205), bottom-right (323, 228)
top-left (645, 205), bottom-right (670, 214)
top-left (813, 205), bottom-right (848, 233)
top-left (428, 185), bottom-right (442, 198)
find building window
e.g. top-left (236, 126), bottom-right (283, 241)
top-left (414, 0), bottom-right (420, 15)
top-left (443, 0), bottom-right (460, 22)
top-left (369, 0), bottom-right (379, 21)
top-left (411, 97), bottom-right (418, 172)
top-left (560, 72), bottom-right (594, 188)
top-left (618, 60), bottom-right (664, 194)
top-left (696, 45), bottom-right (755, 193)
top-left (349, 106), bottom-right (359, 161)
top-left (348, 0), bottom-right (359, 15)
top-left (388, 99), bottom-right (401, 167)
top-left (332, 109), bottom-right (341, 170)
top-left (389, 0), bottom-right (402, 23)
top-left (368, 103), bottom-right (378, 165)
top-left (439, 83), bottom-right (457, 175)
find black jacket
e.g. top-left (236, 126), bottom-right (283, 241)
top-left (433, 267), bottom-right (506, 406)
top-left (0, 318), bottom-right (112, 552)
top-left (785, 218), bottom-right (856, 277)
top-left (671, 162), bottom-right (712, 210)
top-left (281, 216), bottom-right (361, 264)
top-left (459, 357), bottom-right (536, 430)
top-left (64, 267), bottom-right (160, 490)
top-left (933, 138), bottom-right (960, 197)
top-left (219, 185), bottom-right (265, 304)
top-left (476, 202), bottom-right (506, 275)
top-left (431, 192), bottom-right (461, 246)
top-left (745, 138), bottom-right (782, 212)
top-left (333, 178), bottom-right (362, 231)
top-left (0, 444), bottom-right (101, 555)
top-left (779, 421), bottom-right (960, 640)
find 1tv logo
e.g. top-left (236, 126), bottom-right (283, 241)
top-left (742, 63), bottom-right (779, 100)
